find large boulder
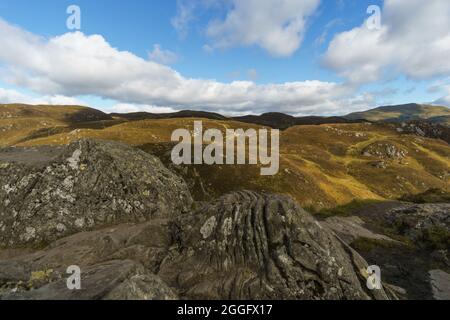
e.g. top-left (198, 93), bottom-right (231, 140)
top-left (159, 191), bottom-right (390, 300)
top-left (0, 139), bottom-right (193, 247)
top-left (0, 191), bottom-right (392, 300)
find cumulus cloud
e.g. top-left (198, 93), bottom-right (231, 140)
top-left (0, 18), bottom-right (371, 115)
top-left (148, 44), bottom-right (178, 65)
top-left (0, 87), bottom-right (83, 105)
top-left (110, 103), bottom-right (177, 114)
top-left (206, 0), bottom-right (320, 57)
top-left (172, 0), bottom-right (221, 37)
top-left (323, 0), bottom-right (450, 84)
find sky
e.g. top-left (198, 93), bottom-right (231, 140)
top-left (0, 0), bottom-right (449, 116)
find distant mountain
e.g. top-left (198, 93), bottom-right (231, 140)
top-left (344, 103), bottom-right (450, 125)
top-left (111, 110), bottom-right (364, 130)
top-left (0, 103), bottom-right (112, 122)
top-left (111, 110), bottom-right (227, 121)
top-left (232, 112), bottom-right (364, 130)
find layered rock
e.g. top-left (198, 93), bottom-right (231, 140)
top-left (0, 139), bottom-right (193, 247)
top-left (160, 191), bottom-right (390, 300)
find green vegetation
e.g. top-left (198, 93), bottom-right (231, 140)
top-left (2, 104), bottom-right (449, 210)
top-left (418, 226), bottom-right (450, 250)
top-left (400, 188), bottom-right (450, 204)
top-left (313, 199), bottom-right (384, 218)
top-left (350, 237), bottom-right (404, 252)
top-left (345, 103), bottom-right (450, 125)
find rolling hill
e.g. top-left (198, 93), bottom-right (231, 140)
top-left (0, 104), bottom-right (121, 147)
top-left (4, 104), bottom-right (448, 211)
top-left (344, 103), bottom-right (450, 125)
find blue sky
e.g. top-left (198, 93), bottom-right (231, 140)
top-left (0, 0), bottom-right (449, 115)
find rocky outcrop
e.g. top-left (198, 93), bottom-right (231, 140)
top-left (160, 191), bottom-right (389, 300)
top-left (429, 269), bottom-right (450, 300)
top-left (362, 142), bottom-right (408, 160)
top-left (385, 203), bottom-right (449, 249)
top-left (395, 121), bottom-right (450, 144)
top-left (0, 139), bottom-right (193, 247)
top-left (0, 191), bottom-right (392, 300)
top-left (0, 139), bottom-right (393, 300)
top-left (322, 216), bottom-right (397, 244)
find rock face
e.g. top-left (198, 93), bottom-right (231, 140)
top-left (385, 203), bottom-right (450, 249)
top-left (362, 142), bottom-right (408, 160)
top-left (1, 192), bottom-right (391, 300)
top-left (160, 191), bottom-right (389, 300)
top-left (0, 139), bottom-right (193, 247)
top-left (322, 216), bottom-right (397, 244)
top-left (0, 139), bottom-right (392, 300)
top-left (429, 270), bottom-right (450, 300)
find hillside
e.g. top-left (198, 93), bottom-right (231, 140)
top-left (111, 110), bottom-right (227, 121)
top-left (345, 103), bottom-right (450, 125)
top-left (232, 113), bottom-right (363, 129)
top-left (9, 108), bottom-right (449, 210)
top-left (0, 104), bottom-right (120, 147)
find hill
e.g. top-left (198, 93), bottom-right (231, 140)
top-left (345, 103), bottom-right (450, 125)
top-left (111, 110), bottom-right (227, 121)
top-left (13, 116), bottom-right (450, 210)
top-left (232, 112), bottom-right (363, 130)
top-left (0, 104), bottom-right (120, 147)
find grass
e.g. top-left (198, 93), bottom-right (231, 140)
top-left (350, 237), bottom-right (404, 252)
top-left (3, 105), bottom-right (450, 210)
top-left (313, 199), bottom-right (384, 218)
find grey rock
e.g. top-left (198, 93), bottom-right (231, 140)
top-left (0, 191), bottom-right (393, 300)
top-left (385, 203), bottom-right (449, 247)
top-left (429, 269), bottom-right (450, 300)
top-left (3, 260), bottom-right (176, 300)
top-left (322, 216), bottom-right (397, 244)
top-left (159, 191), bottom-right (390, 300)
top-left (0, 139), bottom-right (193, 247)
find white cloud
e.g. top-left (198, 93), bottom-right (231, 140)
top-left (110, 103), bottom-right (177, 114)
top-left (324, 0), bottom-right (450, 84)
top-left (206, 0), bottom-right (320, 57)
top-left (0, 87), bottom-right (83, 105)
top-left (171, 0), bottom-right (197, 37)
top-left (172, 0), bottom-right (221, 37)
top-left (148, 44), bottom-right (178, 65)
top-left (0, 18), bottom-right (370, 116)
top-left (0, 88), bottom-right (31, 104)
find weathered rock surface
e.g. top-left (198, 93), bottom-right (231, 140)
top-left (160, 191), bottom-right (389, 300)
top-left (429, 269), bottom-right (450, 300)
top-left (0, 139), bottom-right (393, 300)
top-left (0, 191), bottom-right (392, 300)
top-left (361, 142), bottom-right (408, 160)
top-left (322, 216), bottom-right (397, 244)
top-left (0, 139), bottom-right (193, 247)
top-left (385, 203), bottom-right (449, 248)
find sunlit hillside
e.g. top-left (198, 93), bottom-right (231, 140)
top-left (6, 105), bottom-right (449, 210)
